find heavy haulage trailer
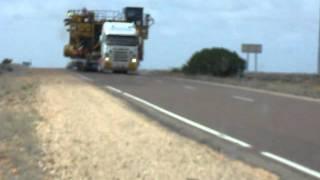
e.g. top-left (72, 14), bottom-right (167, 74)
top-left (63, 7), bottom-right (154, 72)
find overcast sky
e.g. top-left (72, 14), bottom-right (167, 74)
top-left (0, 0), bottom-right (319, 73)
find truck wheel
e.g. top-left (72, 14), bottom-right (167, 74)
top-left (77, 64), bottom-right (86, 71)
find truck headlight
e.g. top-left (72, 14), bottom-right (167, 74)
top-left (131, 58), bottom-right (137, 63)
top-left (105, 57), bottom-right (110, 62)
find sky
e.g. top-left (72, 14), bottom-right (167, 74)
top-left (0, 0), bottom-right (319, 73)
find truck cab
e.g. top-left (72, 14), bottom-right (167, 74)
top-left (99, 22), bottom-right (139, 73)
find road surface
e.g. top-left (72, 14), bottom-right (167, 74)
top-left (79, 72), bottom-right (320, 179)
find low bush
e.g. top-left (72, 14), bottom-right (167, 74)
top-left (182, 48), bottom-right (246, 77)
top-left (170, 67), bottom-right (181, 73)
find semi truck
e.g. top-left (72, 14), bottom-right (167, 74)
top-left (63, 7), bottom-right (154, 72)
top-left (99, 22), bottom-right (139, 72)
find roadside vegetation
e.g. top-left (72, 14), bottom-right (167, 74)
top-left (166, 47), bottom-right (320, 98)
top-left (177, 48), bottom-right (246, 77)
top-left (0, 71), bottom-right (44, 180)
top-left (0, 58), bottom-right (14, 73)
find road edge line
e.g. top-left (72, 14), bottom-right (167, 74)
top-left (106, 86), bottom-right (123, 94)
top-left (261, 151), bottom-right (320, 179)
top-left (173, 77), bottom-right (320, 103)
top-left (105, 85), bottom-right (252, 148)
top-left (107, 85), bottom-right (320, 179)
top-left (78, 74), bottom-right (93, 82)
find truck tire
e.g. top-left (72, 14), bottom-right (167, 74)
top-left (112, 70), bottom-right (119, 74)
top-left (77, 64), bottom-right (86, 71)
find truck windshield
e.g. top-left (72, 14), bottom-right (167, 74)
top-left (106, 35), bottom-right (138, 46)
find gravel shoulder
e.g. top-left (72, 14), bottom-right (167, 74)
top-left (1, 69), bottom-right (279, 179)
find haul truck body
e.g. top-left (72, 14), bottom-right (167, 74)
top-left (63, 7), bottom-right (153, 72)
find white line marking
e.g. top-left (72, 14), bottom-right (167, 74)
top-left (105, 85), bottom-right (320, 178)
top-left (78, 74), bottom-right (93, 82)
top-left (172, 77), bottom-right (320, 103)
top-left (261, 152), bottom-right (320, 179)
top-left (184, 85), bottom-right (196, 91)
top-left (233, 96), bottom-right (255, 103)
top-left (105, 86), bottom-right (251, 148)
top-left (106, 86), bottom-right (123, 94)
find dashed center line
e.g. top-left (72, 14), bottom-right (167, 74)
top-left (232, 96), bottom-right (255, 103)
top-left (184, 85), bottom-right (196, 91)
top-left (173, 77), bottom-right (320, 103)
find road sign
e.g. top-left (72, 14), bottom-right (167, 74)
top-left (22, 61), bottom-right (32, 67)
top-left (241, 44), bottom-right (263, 72)
top-left (242, 44), bottom-right (262, 54)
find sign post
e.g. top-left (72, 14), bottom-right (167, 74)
top-left (246, 53), bottom-right (250, 71)
top-left (318, 4), bottom-right (320, 75)
top-left (254, 53), bottom-right (258, 72)
top-left (241, 44), bottom-right (262, 72)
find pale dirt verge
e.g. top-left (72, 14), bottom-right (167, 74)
top-left (33, 70), bottom-right (278, 180)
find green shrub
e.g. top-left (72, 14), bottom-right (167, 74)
top-left (182, 48), bottom-right (246, 77)
top-left (170, 67), bottom-right (181, 73)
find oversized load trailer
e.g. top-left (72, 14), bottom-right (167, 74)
top-left (63, 7), bottom-right (154, 72)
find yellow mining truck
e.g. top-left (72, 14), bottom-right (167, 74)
top-left (64, 7), bottom-right (154, 72)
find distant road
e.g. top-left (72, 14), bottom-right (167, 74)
top-left (80, 72), bottom-right (320, 178)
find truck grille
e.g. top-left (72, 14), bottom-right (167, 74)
top-left (112, 49), bottom-right (129, 62)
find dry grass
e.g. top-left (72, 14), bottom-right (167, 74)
top-left (0, 71), bottom-right (44, 180)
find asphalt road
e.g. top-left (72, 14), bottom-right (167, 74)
top-left (80, 72), bottom-right (320, 178)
